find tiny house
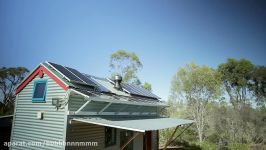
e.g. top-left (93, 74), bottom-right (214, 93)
top-left (10, 62), bottom-right (193, 150)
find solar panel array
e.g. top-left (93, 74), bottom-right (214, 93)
top-left (45, 62), bottom-right (160, 99)
top-left (46, 62), bottom-right (97, 87)
top-left (122, 83), bottom-right (160, 99)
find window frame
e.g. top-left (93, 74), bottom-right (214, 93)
top-left (32, 80), bottom-right (48, 102)
top-left (105, 127), bottom-right (117, 147)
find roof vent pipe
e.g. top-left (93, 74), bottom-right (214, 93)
top-left (114, 75), bottom-right (122, 90)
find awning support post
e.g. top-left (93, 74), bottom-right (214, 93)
top-left (75, 100), bottom-right (91, 114)
top-left (115, 104), bottom-right (128, 114)
top-left (120, 132), bottom-right (140, 150)
top-left (98, 102), bottom-right (112, 114)
top-left (163, 124), bottom-right (193, 150)
top-left (163, 125), bottom-right (180, 150)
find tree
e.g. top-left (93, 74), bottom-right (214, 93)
top-left (109, 50), bottom-right (142, 83)
top-left (218, 58), bottom-right (254, 107)
top-left (217, 58), bottom-right (265, 144)
top-left (0, 67), bottom-right (29, 115)
top-left (170, 63), bottom-right (222, 143)
top-left (143, 82), bottom-right (152, 91)
top-left (250, 66), bottom-right (266, 106)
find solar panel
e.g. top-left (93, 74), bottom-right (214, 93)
top-left (46, 62), bottom-right (159, 98)
top-left (47, 62), bottom-right (83, 83)
top-left (122, 83), bottom-right (160, 99)
top-left (65, 67), bottom-right (97, 86)
top-left (47, 62), bottom-right (97, 87)
top-left (84, 74), bottom-right (110, 93)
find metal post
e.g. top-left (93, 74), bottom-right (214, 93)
top-left (98, 102), bottom-right (112, 114)
top-left (75, 100), bottom-right (91, 114)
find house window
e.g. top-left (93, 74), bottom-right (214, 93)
top-left (32, 80), bottom-right (47, 102)
top-left (105, 127), bottom-right (116, 147)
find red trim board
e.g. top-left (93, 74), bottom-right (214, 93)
top-left (16, 65), bottom-right (69, 94)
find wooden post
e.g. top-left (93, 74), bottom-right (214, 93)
top-left (156, 130), bottom-right (159, 150)
top-left (163, 126), bottom-right (179, 150)
top-left (120, 132), bottom-right (140, 150)
top-left (145, 131), bottom-right (152, 150)
top-left (163, 124), bottom-right (193, 150)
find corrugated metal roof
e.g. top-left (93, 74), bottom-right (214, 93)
top-left (44, 62), bottom-right (161, 100)
top-left (71, 89), bottom-right (167, 107)
top-left (42, 62), bottom-right (164, 105)
top-left (72, 116), bottom-right (194, 132)
top-left (90, 76), bottom-right (130, 97)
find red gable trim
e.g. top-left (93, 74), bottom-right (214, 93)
top-left (16, 65), bottom-right (69, 94)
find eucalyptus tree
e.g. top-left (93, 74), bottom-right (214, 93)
top-left (170, 63), bottom-right (222, 143)
top-left (109, 50), bottom-right (153, 90)
top-left (218, 58), bottom-right (254, 107)
top-left (250, 66), bottom-right (266, 106)
top-left (0, 67), bottom-right (29, 115)
top-left (143, 82), bottom-right (152, 91)
top-left (109, 50), bottom-right (142, 83)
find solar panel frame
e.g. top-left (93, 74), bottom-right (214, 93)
top-left (65, 67), bottom-right (97, 86)
top-left (47, 62), bottom-right (83, 83)
top-left (121, 83), bottom-right (161, 99)
top-left (83, 74), bottom-right (110, 93)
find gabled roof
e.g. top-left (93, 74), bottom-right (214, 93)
top-left (44, 61), bottom-right (161, 100)
top-left (16, 64), bottom-right (69, 94)
top-left (16, 61), bottom-right (165, 106)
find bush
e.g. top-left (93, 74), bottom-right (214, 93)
top-left (227, 143), bottom-right (249, 150)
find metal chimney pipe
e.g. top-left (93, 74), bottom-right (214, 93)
top-left (114, 75), bottom-right (122, 90)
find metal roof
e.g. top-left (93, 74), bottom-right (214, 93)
top-left (45, 62), bottom-right (161, 100)
top-left (90, 76), bottom-right (130, 97)
top-left (42, 62), bottom-right (164, 106)
top-left (72, 116), bottom-right (194, 132)
top-left (71, 89), bottom-right (167, 107)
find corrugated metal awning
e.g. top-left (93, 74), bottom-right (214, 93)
top-left (71, 117), bottom-right (194, 132)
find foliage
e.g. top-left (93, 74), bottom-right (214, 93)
top-left (227, 143), bottom-right (249, 150)
top-left (218, 58), bottom-right (254, 106)
top-left (109, 50), bottom-right (153, 90)
top-left (217, 58), bottom-right (266, 144)
top-left (143, 82), bottom-right (152, 91)
top-left (0, 67), bottom-right (29, 115)
top-left (109, 50), bottom-right (142, 83)
top-left (250, 66), bottom-right (266, 106)
top-left (170, 63), bottom-right (222, 143)
top-left (161, 58), bottom-right (266, 150)
top-left (192, 141), bottom-right (217, 150)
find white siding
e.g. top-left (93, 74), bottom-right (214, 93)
top-left (10, 74), bottom-right (67, 150)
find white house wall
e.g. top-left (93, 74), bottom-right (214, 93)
top-left (10, 74), bottom-right (67, 150)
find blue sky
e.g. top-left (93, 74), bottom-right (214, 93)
top-left (0, 0), bottom-right (266, 100)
